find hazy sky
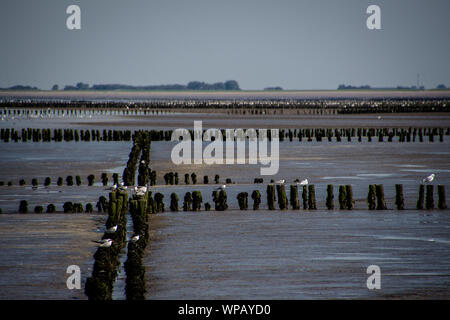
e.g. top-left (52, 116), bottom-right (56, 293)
top-left (0, 0), bottom-right (449, 90)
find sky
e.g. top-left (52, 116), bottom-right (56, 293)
top-left (0, 0), bottom-right (449, 90)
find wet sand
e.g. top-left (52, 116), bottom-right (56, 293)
top-left (0, 214), bottom-right (106, 299)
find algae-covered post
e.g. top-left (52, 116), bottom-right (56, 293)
top-left (237, 192), bottom-right (249, 210)
top-left (170, 193), bottom-right (179, 212)
top-left (395, 184), bottom-right (405, 210)
top-left (308, 185), bottom-right (317, 210)
top-left (267, 185), bottom-right (276, 210)
top-left (290, 185), bottom-right (300, 210)
top-left (302, 185), bottom-right (308, 210)
top-left (417, 184), bottom-right (425, 209)
top-left (326, 184), bottom-right (334, 210)
top-left (192, 191), bottom-right (203, 211)
top-left (251, 190), bottom-right (261, 210)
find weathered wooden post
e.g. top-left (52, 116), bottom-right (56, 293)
top-left (184, 173), bottom-right (190, 185)
top-left (302, 185), bottom-right (308, 209)
top-left (290, 185), bottom-right (300, 210)
top-left (66, 176), bottom-right (74, 186)
top-left (425, 185), bottom-right (434, 210)
top-left (251, 190), bottom-right (261, 210)
top-left (19, 200), bottom-right (28, 213)
top-left (417, 184), bottom-right (425, 209)
top-left (34, 206), bottom-right (43, 214)
top-left (375, 184), bottom-right (387, 210)
top-left (339, 185), bottom-right (347, 210)
top-left (101, 173), bottom-right (108, 186)
top-left (308, 185), bottom-right (317, 210)
top-left (46, 204), bottom-right (56, 213)
top-left (170, 193), bottom-right (179, 212)
top-left (438, 185), bottom-right (447, 209)
top-left (183, 192), bottom-right (193, 211)
top-left (395, 184), bottom-right (405, 210)
top-left (76, 175), bottom-right (82, 186)
top-left (267, 185), bottom-right (276, 210)
top-left (345, 185), bottom-right (354, 210)
top-left (192, 191), bottom-right (203, 211)
top-left (367, 185), bottom-right (376, 210)
top-left (276, 184), bottom-right (288, 210)
top-left (154, 193), bottom-right (165, 213)
top-left (191, 173), bottom-right (197, 185)
top-left (326, 184), bottom-right (334, 210)
top-left (237, 192), bottom-right (248, 210)
top-left (88, 174), bottom-right (95, 186)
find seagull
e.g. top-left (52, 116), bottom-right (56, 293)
top-left (107, 184), bottom-right (117, 191)
top-left (275, 179), bottom-right (285, 184)
top-left (298, 179), bottom-right (309, 185)
top-left (106, 225), bottom-right (118, 233)
top-left (215, 184), bottom-right (226, 191)
top-left (422, 174), bottom-right (435, 183)
top-left (135, 185), bottom-right (147, 195)
top-left (98, 239), bottom-right (113, 248)
top-left (130, 235), bottom-right (140, 242)
top-left (92, 238), bottom-right (113, 244)
top-left (118, 181), bottom-right (127, 190)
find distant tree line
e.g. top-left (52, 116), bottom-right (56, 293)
top-left (60, 80), bottom-right (241, 91)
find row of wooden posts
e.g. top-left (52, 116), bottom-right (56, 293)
top-left (0, 174), bottom-right (112, 187)
top-left (1, 99), bottom-right (448, 114)
top-left (85, 190), bottom-right (128, 300)
top-left (4, 183), bottom-right (446, 215)
top-left (2, 126), bottom-right (450, 144)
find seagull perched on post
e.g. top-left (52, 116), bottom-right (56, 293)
top-left (99, 239), bottom-right (113, 247)
top-left (135, 185), bottom-right (147, 196)
top-left (118, 181), bottom-right (127, 191)
top-left (130, 235), bottom-right (140, 243)
top-left (297, 179), bottom-right (309, 186)
top-left (275, 179), bottom-right (285, 184)
top-left (422, 174), bottom-right (435, 183)
top-left (215, 184), bottom-right (226, 191)
top-left (92, 238), bottom-right (113, 244)
top-left (106, 225), bottom-right (118, 233)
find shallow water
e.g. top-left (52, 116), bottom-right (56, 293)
top-left (1, 113), bottom-right (450, 299)
top-left (145, 210), bottom-right (450, 299)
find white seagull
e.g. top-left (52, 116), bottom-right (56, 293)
top-left (215, 184), bottom-right (227, 191)
top-left (422, 174), bottom-right (435, 183)
top-left (118, 181), bottom-right (127, 190)
top-left (130, 235), bottom-right (140, 242)
top-left (275, 179), bottom-right (285, 184)
top-left (99, 239), bottom-right (113, 248)
top-left (92, 238), bottom-right (113, 244)
top-left (135, 185), bottom-right (147, 196)
top-left (298, 179), bottom-right (309, 186)
top-left (106, 225), bottom-right (118, 233)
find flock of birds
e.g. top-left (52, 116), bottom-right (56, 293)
top-left (93, 173), bottom-right (436, 247)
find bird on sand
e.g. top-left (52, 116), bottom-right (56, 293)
top-left (106, 225), bottom-right (118, 233)
top-left (422, 174), bottom-right (435, 183)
